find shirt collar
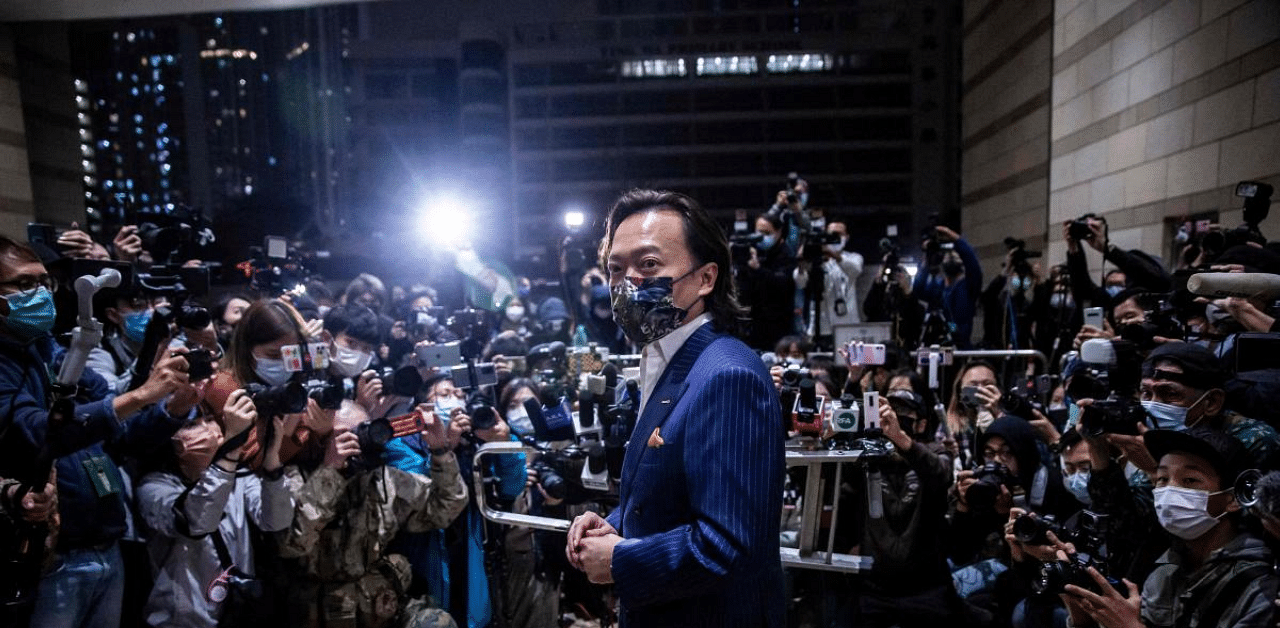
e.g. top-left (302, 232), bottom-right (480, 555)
top-left (645, 312), bottom-right (711, 364)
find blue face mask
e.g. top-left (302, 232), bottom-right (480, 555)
top-left (3, 287), bottom-right (56, 339)
top-left (1105, 285), bottom-right (1124, 298)
top-left (1063, 470), bottom-right (1091, 506)
top-left (759, 234), bottom-right (777, 250)
top-left (122, 309), bottom-right (152, 344)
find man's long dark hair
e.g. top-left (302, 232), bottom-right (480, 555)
top-left (599, 189), bottom-right (747, 336)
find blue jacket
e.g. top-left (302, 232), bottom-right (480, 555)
top-left (386, 431), bottom-right (525, 628)
top-left (0, 335), bottom-right (184, 549)
top-left (607, 324), bottom-right (785, 628)
top-left (912, 238), bottom-right (983, 348)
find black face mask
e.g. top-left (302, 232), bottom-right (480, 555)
top-left (942, 261), bottom-right (964, 277)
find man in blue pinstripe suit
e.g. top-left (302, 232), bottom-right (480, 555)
top-left (566, 189), bottom-right (786, 628)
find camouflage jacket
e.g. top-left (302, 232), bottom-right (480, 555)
top-left (278, 451), bottom-right (468, 584)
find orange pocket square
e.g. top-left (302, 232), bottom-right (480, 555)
top-left (647, 427), bottom-right (665, 448)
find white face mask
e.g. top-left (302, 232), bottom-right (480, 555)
top-left (332, 344), bottom-right (373, 378)
top-left (784, 357), bottom-right (804, 367)
top-left (506, 408), bottom-right (534, 437)
top-left (1063, 470), bottom-right (1091, 506)
top-left (1153, 485), bottom-right (1229, 540)
top-left (254, 357), bottom-right (293, 386)
top-left (505, 306), bottom-right (525, 323)
top-left (975, 408), bottom-right (996, 431)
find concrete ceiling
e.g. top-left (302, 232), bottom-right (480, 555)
top-left (0, 0), bottom-right (383, 22)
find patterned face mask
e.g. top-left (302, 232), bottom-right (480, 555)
top-left (610, 268), bottom-right (699, 346)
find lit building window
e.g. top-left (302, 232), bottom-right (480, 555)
top-left (766, 53), bottom-right (835, 74)
top-left (695, 55), bottom-right (758, 76)
top-left (620, 58), bottom-right (687, 78)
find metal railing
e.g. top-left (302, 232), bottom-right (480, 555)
top-left (473, 441), bottom-right (876, 573)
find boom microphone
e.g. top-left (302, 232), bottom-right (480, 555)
top-left (1187, 272), bottom-right (1280, 300)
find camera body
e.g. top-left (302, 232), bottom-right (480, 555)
top-left (1079, 397), bottom-right (1146, 437)
top-left (1068, 218), bottom-right (1093, 242)
top-left (302, 377), bottom-right (344, 411)
top-left (730, 232), bottom-right (764, 266)
top-left (183, 349), bottom-right (215, 382)
top-left (966, 462), bottom-right (1017, 511)
top-left (246, 381), bottom-right (307, 417)
top-left (1035, 552), bottom-right (1128, 597)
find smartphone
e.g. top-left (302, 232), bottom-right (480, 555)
top-left (1084, 307), bottom-right (1104, 329)
top-left (862, 391), bottom-right (880, 429)
top-left (264, 235), bottom-right (289, 260)
top-left (845, 341), bottom-right (887, 366)
top-left (26, 223), bottom-right (57, 247)
top-left (416, 342), bottom-right (462, 369)
top-left (960, 386), bottom-right (981, 409)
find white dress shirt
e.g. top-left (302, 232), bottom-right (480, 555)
top-left (638, 312), bottom-right (712, 416)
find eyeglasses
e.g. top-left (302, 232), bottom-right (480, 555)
top-left (0, 274), bottom-right (58, 296)
top-left (983, 446), bottom-right (1014, 461)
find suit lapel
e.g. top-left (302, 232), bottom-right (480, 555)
top-left (621, 324), bottom-right (718, 481)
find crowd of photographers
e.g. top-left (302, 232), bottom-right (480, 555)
top-left (1, 173), bottom-right (1279, 628)
top-left (755, 179), bottom-right (1280, 628)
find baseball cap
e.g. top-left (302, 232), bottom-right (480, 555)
top-left (1142, 342), bottom-right (1225, 390)
top-left (1145, 426), bottom-right (1247, 487)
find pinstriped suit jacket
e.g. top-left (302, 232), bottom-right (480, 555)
top-left (606, 324), bottom-right (785, 628)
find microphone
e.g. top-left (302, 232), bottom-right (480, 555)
top-left (578, 391), bottom-right (595, 428)
top-left (1187, 272), bottom-right (1280, 300)
top-left (601, 362), bottom-right (618, 391)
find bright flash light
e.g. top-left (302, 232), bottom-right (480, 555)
top-left (418, 194), bottom-right (468, 243)
top-left (907, 265), bottom-right (919, 278)
top-left (564, 211), bottom-right (585, 228)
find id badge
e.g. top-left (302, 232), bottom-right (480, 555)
top-left (82, 455), bottom-right (120, 497)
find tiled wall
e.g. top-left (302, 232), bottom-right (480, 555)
top-left (963, 0), bottom-right (1280, 280)
top-left (1046, 0), bottom-right (1280, 271)
top-left (960, 0), bottom-right (1055, 272)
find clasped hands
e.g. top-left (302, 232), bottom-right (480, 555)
top-left (566, 511), bottom-right (623, 584)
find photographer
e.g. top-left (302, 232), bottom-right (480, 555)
top-left (847, 393), bottom-right (966, 626)
top-left (277, 401), bottom-right (467, 628)
top-left (0, 236), bottom-right (204, 628)
top-left (913, 225), bottom-right (982, 348)
top-left (1064, 215), bottom-right (1172, 297)
top-left (491, 377), bottom-right (562, 628)
top-left (980, 239), bottom-right (1041, 351)
top-left (211, 293), bottom-right (251, 349)
top-left (737, 212), bottom-right (798, 351)
top-left (137, 390), bottom-right (295, 628)
top-left (949, 417), bottom-right (1082, 592)
top-left (767, 177), bottom-right (812, 253)
top-left (85, 288), bottom-right (166, 393)
top-left (864, 248), bottom-right (924, 348)
top-left (1060, 427), bottom-right (1277, 628)
top-left (214, 299), bottom-right (334, 470)
top-left (1137, 343), bottom-right (1280, 471)
top-left (408, 373), bottom-right (525, 628)
top-left (1027, 264), bottom-right (1083, 367)
top-left (794, 221), bottom-right (864, 343)
top-left (943, 360), bottom-right (1002, 471)
top-left (319, 303), bottom-right (396, 419)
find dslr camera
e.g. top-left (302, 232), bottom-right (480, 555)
top-left (966, 462), bottom-right (1017, 511)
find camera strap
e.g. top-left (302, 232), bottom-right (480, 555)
top-left (210, 527), bottom-right (254, 580)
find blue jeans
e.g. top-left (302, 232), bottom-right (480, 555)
top-left (29, 542), bottom-right (124, 628)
